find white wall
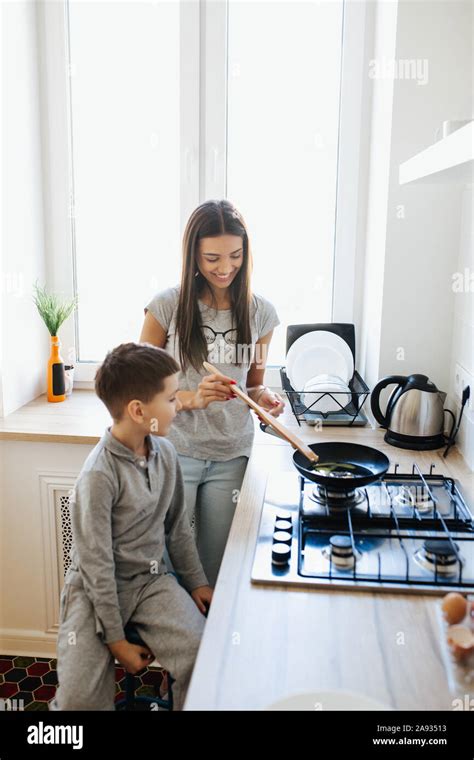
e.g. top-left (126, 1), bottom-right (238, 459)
top-left (380, 0), bottom-right (472, 388)
top-left (2, 0), bottom-right (48, 416)
top-left (447, 186), bottom-right (474, 469)
top-left (358, 0), bottom-right (473, 467)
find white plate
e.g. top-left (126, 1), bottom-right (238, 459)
top-left (302, 379), bottom-right (352, 414)
top-left (286, 331), bottom-right (354, 390)
top-left (263, 690), bottom-right (392, 711)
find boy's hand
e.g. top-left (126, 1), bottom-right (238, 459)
top-left (191, 585), bottom-right (213, 616)
top-left (107, 639), bottom-right (154, 675)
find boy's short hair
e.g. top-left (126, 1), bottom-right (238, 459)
top-left (95, 342), bottom-right (180, 420)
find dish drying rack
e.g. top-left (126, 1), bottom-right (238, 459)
top-left (280, 367), bottom-right (370, 426)
top-left (279, 322), bottom-right (370, 427)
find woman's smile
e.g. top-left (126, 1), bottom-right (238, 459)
top-left (212, 272), bottom-right (235, 283)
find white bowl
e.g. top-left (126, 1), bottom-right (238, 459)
top-left (263, 689), bottom-right (392, 711)
top-left (304, 373), bottom-right (349, 389)
top-left (302, 375), bottom-right (351, 413)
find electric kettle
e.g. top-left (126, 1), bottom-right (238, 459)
top-left (370, 374), bottom-right (457, 450)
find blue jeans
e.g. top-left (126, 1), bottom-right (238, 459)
top-left (165, 454), bottom-right (249, 588)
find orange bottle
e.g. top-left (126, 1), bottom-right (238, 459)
top-left (47, 335), bottom-right (66, 402)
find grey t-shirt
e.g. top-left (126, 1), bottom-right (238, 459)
top-left (145, 285), bottom-right (280, 461)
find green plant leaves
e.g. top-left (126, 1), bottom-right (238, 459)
top-left (32, 281), bottom-right (77, 336)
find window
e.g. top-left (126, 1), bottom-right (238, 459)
top-left (226, 0), bottom-right (344, 366)
top-left (66, 0), bottom-right (182, 361)
top-left (42, 0), bottom-right (365, 380)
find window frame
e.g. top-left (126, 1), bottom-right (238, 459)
top-left (39, 0), bottom-right (369, 389)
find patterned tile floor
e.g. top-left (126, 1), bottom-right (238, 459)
top-left (0, 654), bottom-right (166, 711)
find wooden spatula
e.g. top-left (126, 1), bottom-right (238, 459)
top-left (202, 361), bottom-right (319, 466)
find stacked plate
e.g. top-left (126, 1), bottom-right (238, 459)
top-left (286, 331), bottom-right (354, 414)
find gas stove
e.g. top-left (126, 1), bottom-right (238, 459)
top-left (251, 464), bottom-right (474, 594)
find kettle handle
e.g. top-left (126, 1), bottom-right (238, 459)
top-left (443, 408), bottom-right (457, 443)
top-left (370, 375), bottom-right (407, 428)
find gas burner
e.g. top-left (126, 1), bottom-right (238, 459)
top-left (414, 539), bottom-right (462, 576)
top-left (252, 465), bottom-right (474, 593)
top-left (310, 484), bottom-right (366, 510)
top-left (393, 485), bottom-right (434, 512)
top-left (322, 535), bottom-right (361, 569)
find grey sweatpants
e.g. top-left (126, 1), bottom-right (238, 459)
top-left (49, 572), bottom-right (205, 711)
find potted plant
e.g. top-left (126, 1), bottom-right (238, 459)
top-left (33, 282), bottom-right (77, 403)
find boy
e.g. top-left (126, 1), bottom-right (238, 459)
top-left (49, 342), bottom-right (213, 711)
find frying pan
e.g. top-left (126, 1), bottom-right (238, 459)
top-left (259, 422), bottom-right (390, 490)
top-left (202, 360), bottom-right (389, 490)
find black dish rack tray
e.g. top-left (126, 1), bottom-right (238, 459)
top-left (280, 366), bottom-right (370, 427)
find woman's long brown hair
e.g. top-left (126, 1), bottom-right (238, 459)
top-left (176, 199), bottom-right (253, 372)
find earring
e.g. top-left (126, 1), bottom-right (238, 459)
top-left (194, 271), bottom-right (199, 277)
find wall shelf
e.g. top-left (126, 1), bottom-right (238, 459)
top-left (399, 121), bottom-right (473, 185)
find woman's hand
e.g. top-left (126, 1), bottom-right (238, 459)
top-left (191, 585), bottom-right (214, 616)
top-left (192, 372), bottom-right (236, 410)
top-left (251, 387), bottom-right (285, 418)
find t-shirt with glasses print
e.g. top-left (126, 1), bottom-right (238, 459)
top-left (144, 285), bottom-right (280, 461)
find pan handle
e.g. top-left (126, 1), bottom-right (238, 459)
top-left (259, 422), bottom-right (286, 441)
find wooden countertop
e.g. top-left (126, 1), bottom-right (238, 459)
top-left (0, 390), bottom-right (112, 444)
top-left (184, 415), bottom-right (474, 711)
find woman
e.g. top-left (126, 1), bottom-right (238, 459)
top-left (140, 199), bottom-right (285, 587)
